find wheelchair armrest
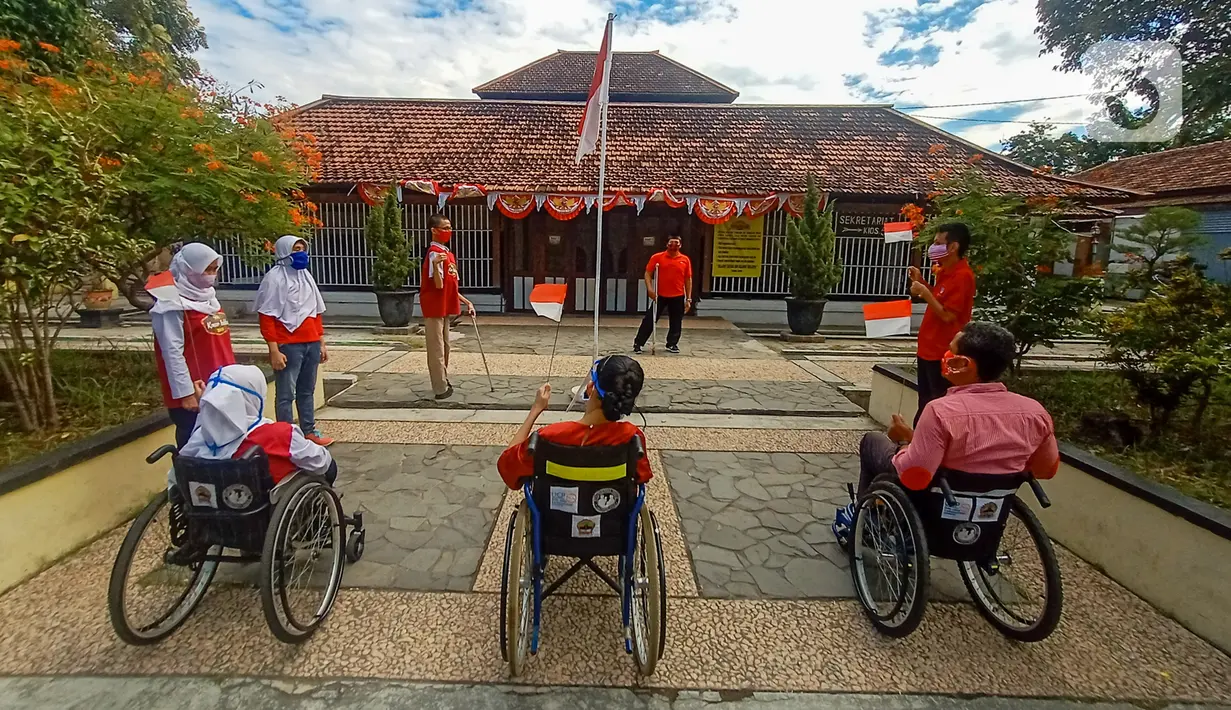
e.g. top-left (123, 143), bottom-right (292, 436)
top-left (1027, 477), bottom-right (1052, 509)
top-left (146, 444), bottom-right (178, 465)
top-left (239, 445), bottom-right (264, 460)
top-left (632, 435), bottom-right (645, 461)
top-left (527, 432), bottom-right (539, 455)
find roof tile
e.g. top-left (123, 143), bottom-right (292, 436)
top-left (473, 51), bottom-right (738, 102)
top-left (1072, 139), bottom-right (1231, 194)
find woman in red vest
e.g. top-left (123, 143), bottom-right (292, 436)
top-left (178, 364), bottom-right (335, 484)
top-left (150, 243), bottom-right (237, 449)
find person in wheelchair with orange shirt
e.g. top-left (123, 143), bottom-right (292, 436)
top-left (832, 321), bottom-right (1060, 547)
top-left (498, 355), bottom-right (652, 489)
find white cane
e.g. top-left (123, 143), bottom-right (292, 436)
top-left (650, 265), bottom-right (659, 355)
top-left (470, 313), bottom-right (495, 392)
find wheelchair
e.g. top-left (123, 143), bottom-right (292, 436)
top-left (107, 444), bottom-right (366, 645)
top-left (499, 433), bottom-right (667, 677)
top-left (847, 468), bottom-right (1063, 642)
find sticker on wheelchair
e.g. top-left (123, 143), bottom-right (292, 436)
top-left (941, 496), bottom-right (974, 521)
top-left (572, 514), bottom-right (601, 538)
top-left (952, 522), bottom-right (981, 545)
top-left (222, 484), bottom-right (254, 510)
top-left (592, 488), bottom-right (621, 513)
top-left (188, 481), bottom-right (218, 508)
top-left (973, 497), bottom-right (1004, 522)
top-left (550, 487), bottom-right (579, 514)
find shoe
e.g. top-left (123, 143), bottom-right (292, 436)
top-left (305, 431), bottom-right (335, 447)
top-left (831, 503), bottom-right (856, 549)
top-left (666, 345), bottom-right (680, 354)
top-left (632, 344), bottom-right (643, 354)
top-left (435, 385), bottom-right (454, 400)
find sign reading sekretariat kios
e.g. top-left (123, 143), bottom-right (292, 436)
top-left (836, 210), bottom-right (898, 237)
top-left (712, 216), bottom-right (765, 277)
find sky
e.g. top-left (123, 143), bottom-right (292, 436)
top-left (192, 0), bottom-right (1106, 151)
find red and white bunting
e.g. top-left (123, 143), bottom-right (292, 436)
top-left (602, 191), bottom-right (632, 211)
top-left (782, 192), bottom-right (829, 218)
top-left (401, 179), bottom-right (440, 196)
top-left (647, 188), bottom-right (686, 208)
top-left (745, 196), bottom-right (778, 217)
top-left (495, 193), bottom-right (535, 219)
top-left (357, 183), bottom-right (390, 206)
top-left (545, 195), bottom-right (585, 221)
top-left (693, 198), bottom-right (739, 225)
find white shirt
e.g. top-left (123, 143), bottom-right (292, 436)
top-left (151, 311), bottom-right (194, 400)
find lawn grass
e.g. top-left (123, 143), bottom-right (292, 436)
top-left (1006, 370), bottom-right (1231, 510)
top-left (0, 349), bottom-right (164, 470)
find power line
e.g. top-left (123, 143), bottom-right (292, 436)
top-left (910, 114), bottom-right (1087, 126)
top-left (896, 93), bottom-right (1089, 110)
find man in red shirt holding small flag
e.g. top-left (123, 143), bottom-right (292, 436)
top-left (908, 222), bottom-right (976, 423)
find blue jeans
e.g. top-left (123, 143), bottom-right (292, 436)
top-left (274, 341), bottom-right (320, 434)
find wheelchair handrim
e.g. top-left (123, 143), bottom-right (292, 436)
top-left (960, 507), bottom-right (1051, 631)
top-left (852, 492), bottom-right (917, 624)
top-left (629, 519), bottom-right (651, 667)
top-left (272, 482), bottom-right (344, 631)
top-left (113, 494), bottom-right (218, 640)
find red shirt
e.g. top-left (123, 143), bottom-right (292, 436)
top-left (235, 422), bottom-right (297, 484)
top-left (420, 242), bottom-right (460, 318)
top-left (646, 251), bottom-right (693, 298)
top-left (497, 421), bottom-right (653, 490)
top-left (259, 314), bottom-right (323, 344)
top-left (917, 259), bottom-right (975, 360)
top-left (893, 382), bottom-right (1060, 490)
top-left (154, 310), bottom-right (236, 409)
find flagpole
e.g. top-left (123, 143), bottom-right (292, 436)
top-left (593, 13), bottom-right (613, 361)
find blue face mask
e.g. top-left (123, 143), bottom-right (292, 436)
top-left (201, 371), bottom-right (265, 456)
top-left (289, 251), bottom-right (310, 270)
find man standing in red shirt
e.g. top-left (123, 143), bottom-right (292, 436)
top-left (421, 213), bottom-right (476, 400)
top-left (633, 235), bottom-right (693, 354)
top-left (908, 222), bottom-right (975, 424)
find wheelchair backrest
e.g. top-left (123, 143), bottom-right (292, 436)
top-left (913, 468), bottom-right (1027, 562)
top-left (528, 432), bottom-right (644, 558)
top-left (172, 448), bottom-right (276, 552)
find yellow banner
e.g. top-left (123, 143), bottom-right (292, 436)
top-left (712, 216), bottom-right (765, 277)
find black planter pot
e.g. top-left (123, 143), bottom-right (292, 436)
top-left (785, 298), bottom-right (827, 336)
top-left (374, 289), bottom-right (418, 327)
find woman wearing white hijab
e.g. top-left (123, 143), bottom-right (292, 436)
top-left (180, 364), bottom-right (335, 485)
top-left (254, 235), bottom-right (332, 446)
top-left (150, 243), bottom-right (236, 449)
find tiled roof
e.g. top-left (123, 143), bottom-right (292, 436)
top-left (473, 51), bottom-right (739, 103)
top-left (1072, 139), bottom-right (1231, 194)
top-left (288, 96), bottom-right (1130, 199)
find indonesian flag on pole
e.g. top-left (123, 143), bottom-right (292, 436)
top-left (883, 221), bottom-right (915, 244)
top-left (144, 271), bottom-right (179, 305)
top-left (863, 299), bottom-right (913, 338)
top-left (529, 283), bottom-right (568, 322)
top-left (575, 15), bottom-right (613, 164)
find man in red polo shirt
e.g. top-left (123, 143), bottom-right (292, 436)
top-left (908, 222), bottom-right (975, 425)
top-left (633, 235), bottom-right (693, 355)
top-left (422, 213), bottom-right (475, 400)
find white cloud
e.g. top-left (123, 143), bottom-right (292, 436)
top-left (193, 0), bottom-right (1106, 149)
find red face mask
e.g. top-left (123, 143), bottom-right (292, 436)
top-left (667, 242), bottom-right (681, 254)
top-left (941, 350), bottom-right (970, 378)
top-left (434, 229), bottom-right (452, 243)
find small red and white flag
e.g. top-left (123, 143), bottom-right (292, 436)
top-left (144, 271), bottom-right (179, 305)
top-left (575, 15), bottom-right (613, 164)
top-left (529, 283), bottom-right (568, 323)
top-left (863, 299), bottom-right (913, 338)
top-left (883, 221), bottom-right (914, 244)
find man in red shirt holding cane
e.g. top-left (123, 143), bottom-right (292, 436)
top-left (633, 235), bottom-right (692, 355)
top-left (421, 214), bottom-right (476, 400)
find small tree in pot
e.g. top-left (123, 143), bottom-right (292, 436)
top-left (781, 174), bottom-right (843, 335)
top-left (366, 187), bottom-right (417, 327)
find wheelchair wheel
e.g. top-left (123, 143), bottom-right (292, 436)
top-left (501, 500), bottom-right (534, 676)
top-left (629, 505), bottom-right (664, 676)
top-left (107, 491), bottom-right (219, 645)
top-left (850, 480), bottom-right (929, 638)
top-left (959, 497), bottom-right (1063, 642)
top-left (259, 475), bottom-right (346, 644)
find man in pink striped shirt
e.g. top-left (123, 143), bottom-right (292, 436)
top-left (833, 321), bottom-right (1060, 547)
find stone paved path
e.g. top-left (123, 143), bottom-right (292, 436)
top-left (331, 373), bottom-right (863, 416)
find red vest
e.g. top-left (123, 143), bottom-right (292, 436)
top-left (235, 422), bottom-right (297, 484)
top-left (155, 309), bottom-right (236, 408)
top-left (420, 243), bottom-right (460, 318)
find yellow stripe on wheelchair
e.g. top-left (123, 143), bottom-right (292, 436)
top-left (545, 461), bottom-right (626, 482)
